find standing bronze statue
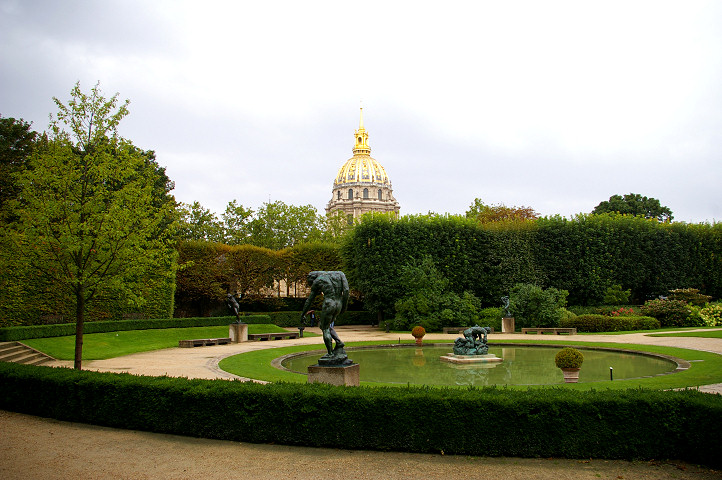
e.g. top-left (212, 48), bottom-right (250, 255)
top-left (300, 271), bottom-right (352, 365)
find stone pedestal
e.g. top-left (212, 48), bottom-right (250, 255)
top-left (307, 363), bottom-right (360, 386)
top-left (502, 317), bottom-right (515, 333)
top-left (229, 323), bottom-right (248, 343)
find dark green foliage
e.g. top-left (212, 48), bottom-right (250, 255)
top-left (640, 299), bottom-right (693, 327)
top-left (554, 347), bottom-right (584, 368)
top-left (560, 315), bottom-right (660, 332)
top-left (508, 283), bottom-right (568, 328)
top-left (342, 214), bottom-right (721, 317)
top-left (392, 256), bottom-right (482, 331)
top-left (592, 193), bottom-right (673, 222)
top-left (603, 284), bottom-right (631, 304)
top-left (1, 362), bottom-right (721, 467)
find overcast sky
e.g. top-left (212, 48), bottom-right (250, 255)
top-left (2, 0), bottom-right (720, 223)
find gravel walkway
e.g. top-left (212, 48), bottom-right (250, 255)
top-left (4, 326), bottom-right (722, 479)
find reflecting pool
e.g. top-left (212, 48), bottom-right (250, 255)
top-left (280, 345), bottom-right (678, 386)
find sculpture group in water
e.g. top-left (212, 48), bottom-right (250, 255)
top-left (453, 325), bottom-right (492, 356)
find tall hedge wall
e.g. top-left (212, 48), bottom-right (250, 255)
top-left (342, 214), bottom-right (722, 315)
top-left (1, 363), bottom-right (720, 467)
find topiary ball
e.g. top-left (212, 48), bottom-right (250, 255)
top-left (411, 326), bottom-right (426, 338)
top-left (554, 347), bottom-right (584, 369)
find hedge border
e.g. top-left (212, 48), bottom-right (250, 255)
top-left (0, 362), bottom-right (720, 467)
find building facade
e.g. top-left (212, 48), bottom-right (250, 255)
top-left (325, 109), bottom-right (400, 222)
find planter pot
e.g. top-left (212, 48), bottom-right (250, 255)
top-left (414, 337), bottom-right (423, 346)
top-left (560, 367), bottom-right (581, 383)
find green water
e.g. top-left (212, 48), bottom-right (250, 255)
top-left (281, 346), bottom-right (677, 386)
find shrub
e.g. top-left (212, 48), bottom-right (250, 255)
top-left (697, 303), bottom-right (722, 326)
top-left (2, 362), bottom-right (722, 467)
top-left (478, 307), bottom-right (503, 332)
top-left (603, 284), bottom-right (631, 304)
top-left (411, 326), bottom-right (426, 338)
top-left (508, 283), bottom-right (569, 328)
top-left (560, 314), bottom-right (660, 332)
top-left (640, 299), bottom-right (692, 327)
top-left (554, 347), bottom-right (584, 369)
top-left (667, 288), bottom-right (712, 307)
top-left (610, 307), bottom-right (635, 317)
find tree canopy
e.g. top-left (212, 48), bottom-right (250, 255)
top-left (465, 198), bottom-right (539, 223)
top-left (6, 82), bottom-right (177, 369)
top-left (592, 193), bottom-right (673, 222)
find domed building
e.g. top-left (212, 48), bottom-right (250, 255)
top-left (326, 109), bottom-right (400, 222)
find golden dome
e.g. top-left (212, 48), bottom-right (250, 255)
top-left (333, 107), bottom-right (391, 186)
top-left (334, 155), bottom-right (390, 186)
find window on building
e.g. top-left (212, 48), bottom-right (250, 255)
top-left (363, 188), bottom-right (369, 199)
top-left (348, 189), bottom-right (353, 200)
top-left (337, 191), bottom-right (341, 200)
top-left (377, 189), bottom-right (382, 200)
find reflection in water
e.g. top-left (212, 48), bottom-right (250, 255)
top-left (281, 346), bottom-right (677, 387)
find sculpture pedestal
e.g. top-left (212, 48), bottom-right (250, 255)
top-left (308, 363), bottom-right (360, 386)
top-left (229, 323), bottom-right (248, 343)
top-left (440, 353), bottom-right (503, 365)
top-left (502, 317), bottom-right (515, 333)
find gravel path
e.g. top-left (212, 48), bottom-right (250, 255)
top-left (4, 326), bottom-right (722, 479)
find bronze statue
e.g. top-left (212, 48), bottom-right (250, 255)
top-left (226, 293), bottom-right (244, 323)
top-left (453, 325), bottom-right (492, 355)
top-left (300, 271), bottom-right (352, 366)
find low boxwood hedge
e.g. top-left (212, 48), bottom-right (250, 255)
top-left (1, 362), bottom-right (720, 467)
top-left (0, 316), bottom-right (270, 341)
top-left (560, 315), bottom-right (660, 332)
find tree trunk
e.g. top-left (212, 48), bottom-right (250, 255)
top-left (74, 288), bottom-right (85, 370)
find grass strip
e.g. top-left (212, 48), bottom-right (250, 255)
top-left (22, 324), bottom-right (310, 360)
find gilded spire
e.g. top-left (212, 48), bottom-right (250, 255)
top-left (353, 107), bottom-right (370, 155)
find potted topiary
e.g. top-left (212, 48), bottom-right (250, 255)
top-left (554, 347), bottom-right (584, 383)
top-left (411, 326), bottom-right (426, 346)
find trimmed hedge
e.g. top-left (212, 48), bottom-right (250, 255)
top-left (0, 316), bottom-right (270, 341)
top-left (560, 315), bottom-right (660, 333)
top-left (1, 362), bottom-right (720, 467)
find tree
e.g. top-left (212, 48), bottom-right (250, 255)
top-left (592, 193), bottom-right (673, 222)
top-left (466, 198), bottom-right (539, 223)
top-left (177, 201), bottom-right (223, 242)
top-left (0, 115), bottom-right (38, 219)
top-left (249, 200), bottom-right (325, 249)
top-left (221, 200), bottom-right (253, 244)
top-left (9, 82), bottom-right (176, 369)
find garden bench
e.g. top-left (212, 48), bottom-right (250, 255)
top-left (247, 332), bottom-right (300, 341)
top-left (178, 338), bottom-right (232, 348)
top-left (443, 327), bottom-right (495, 334)
top-left (520, 327), bottom-right (576, 335)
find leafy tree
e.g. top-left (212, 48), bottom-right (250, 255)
top-left (249, 200), bottom-right (324, 249)
top-left (177, 201), bottom-right (223, 242)
top-left (221, 200), bottom-right (253, 244)
top-left (466, 198), bottom-right (539, 223)
top-left (8, 82), bottom-right (176, 369)
top-left (393, 255), bottom-right (481, 331)
top-left (0, 115), bottom-right (38, 219)
top-left (592, 193), bottom-right (673, 222)
top-left (508, 283), bottom-right (569, 328)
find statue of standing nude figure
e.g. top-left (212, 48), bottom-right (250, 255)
top-left (300, 271), bottom-right (353, 366)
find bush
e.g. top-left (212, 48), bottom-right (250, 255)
top-left (640, 299), bottom-right (692, 327)
top-left (2, 363), bottom-right (721, 467)
top-left (508, 283), bottom-right (569, 328)
top-left (411, 326), bottom-right (426, 338)
top-left (667, 288), bottom-right (712, 307)
top-left (560, 315), bottom-right (660, 332)
top-left (554, 347), bottom-right (584, 368)
top-left (603, 284), bottom-right (631, 304)
top-left (694, 303), bottom-right (722, 327)
top-left (478, 307), bottom-right (503, 332)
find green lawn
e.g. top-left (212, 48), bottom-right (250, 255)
top-left (219, 339), bottom-right (722, 390)
top-left (23, 324), bottom-right (301, 360)
top-left (648, 329), bottom-right (722, 339)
